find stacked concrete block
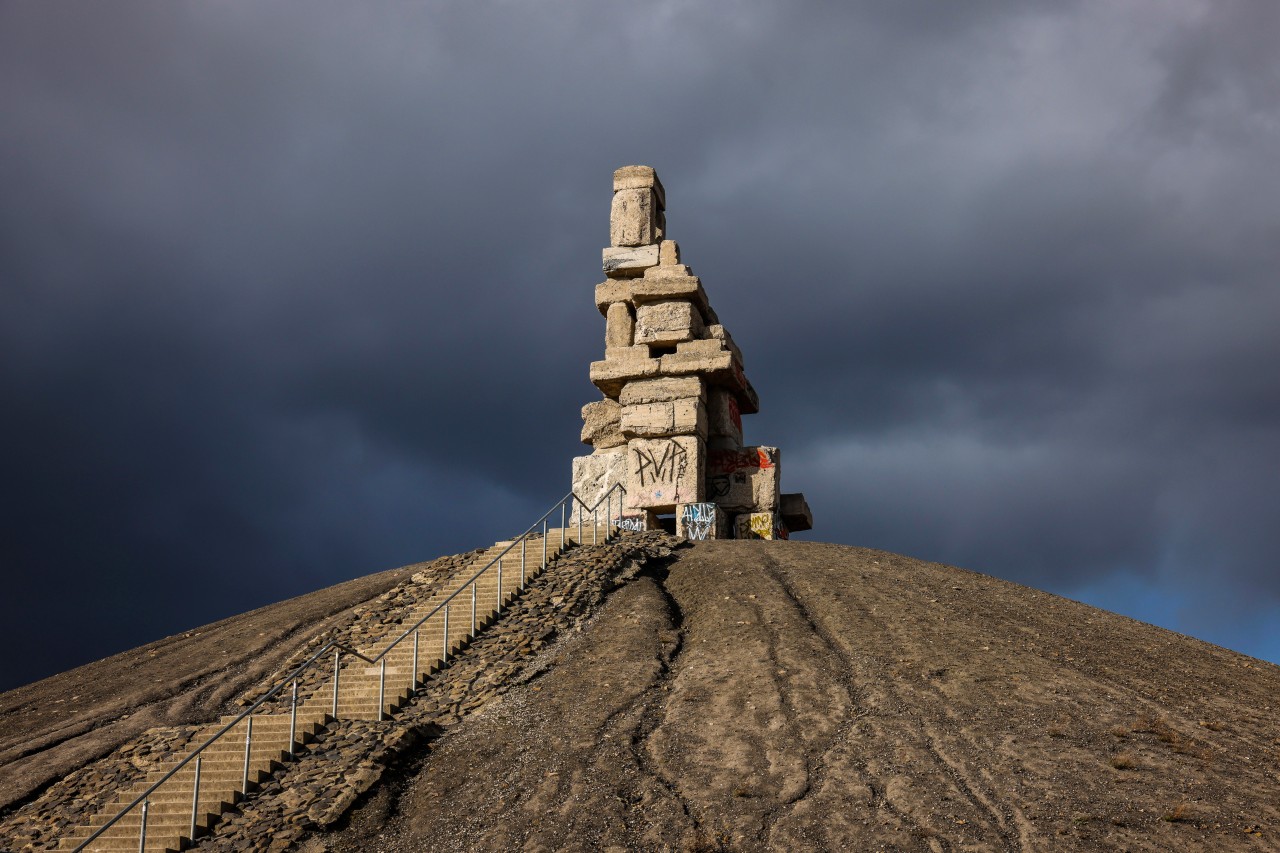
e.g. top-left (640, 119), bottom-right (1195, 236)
top-left (580, 398), bottom-right (624, 449)
top-left (572, 166), bottom-right (812, 539)
top-left (707, 446), bottom-right (780, 513)
top-left (735, 511), bottom-right (789, 540)
top-left (676, 502), bottom-right (728, 540)
top-left (635, 301), bottom-right (704, 346)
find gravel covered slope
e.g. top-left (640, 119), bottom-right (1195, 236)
top-left (0, 554), bottom-right (470, 813)
top-left (317, 540), bottom-right (1280, 852)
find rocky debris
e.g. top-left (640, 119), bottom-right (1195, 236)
top-left (0, 551), bottom-right (480, 851)
top-left (0, 726), bottom-right (199, 850)
top-left (239, 550), bottom-right (485, 715)
top-left (0, 533), bottom-right (679, 851)
top-left (575, 166), bottom-right (810, 540)
top-left (194, 532), bottom-right (678, 853)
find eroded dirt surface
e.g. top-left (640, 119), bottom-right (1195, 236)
top-left (317, 540), bottom-right (1280, 852)
top-left (0, 560), bottom-right (442, 813)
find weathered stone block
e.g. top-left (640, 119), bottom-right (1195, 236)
top-left (658, 349), bottom-right (734, 376)
top-left (659, 348), bottom-right (757, 415)
top-left (707, 387), bottom-right (744, 449)
top-left (605, 302), bottom-right (634, 349)
top-left (619, 376), bottom-right (704, 406)
top-left (635, 301), bottom-right (705, 346)
top-left (605, 344), bottom-right (653, 361)
top-left (673, 397), bottom-right (707, 437)
top-left (780, 492), bottom-right (813, 532)
top-left (571, 449), bottom-right (627, 522)
top-left (659, 239), bottom-right (680, 265)
top-left (580, 398), bottom-right (623, 449)
top-left (603, 245), bottom-right (660, 277)
top-left (675, 339), bottom-right (723, 356)
top-left (676, 502), bottom-right (728, 540)
top-left (621, 402), bottom-right (671, 437)
top-left (611, 188), bottom-right (658, 248)
top-left (734, 511), bottom-right (788, 540)
top-left (706, 323), bottom-right (743, 364)
top-left (644, 263), bottom-right (693, 278)
top-left (707, 446), bottom-right (780, 512)
top-left (590, 356), bottom-right (661, 397)
top-left (613, 165), bottom-right (665, 209)
top-left (626, 436), bottom-right (703, 511)
top-left (629, 274), bottom-right (708, 312)
top-left (620, 398), bottom-right (706, 439)
top-left (595, 279), bottom-right (632, 314)
top-left (596, 274), bottom-right (710, 315)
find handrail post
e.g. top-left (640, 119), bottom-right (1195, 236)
top-left (560, 501), bottom-right (566, 551)
top-left (541, 518), bottom-right (547, 573)
top-left (520, 537), bottom-right (526, 588)
top-left (442, 605), bottom-right (450, 663)
top-left (378, 660), bottom-right (386, 721)
top-left (577, 497), bottom-right (583, 544)
top-left (137, 799), bottom-right (148, 853)
top-left (471, 583), bottom-right (477, 635)
top-left (190, 756), bottom-right (202, 842)
top-left (593, 506), bottom-right (598, 545)
top-left (242, 716), bottom-right (253, 794)
top-left (497, 557), bottom-right (503, 613)
top-left (332, 650), bottom-right (340, 718)
top-left (607, 492), bottom-right (613, 540)
top-left (288, 680), bottom-right (298, 756)
top-left (411, 629), bottom-right (419, 691)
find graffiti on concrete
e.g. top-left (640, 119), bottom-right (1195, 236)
top-left (617, 515), bottom-right (646, 533)
top-left (728, 396), bottom-right (742, 435)
top-left (635, 440), bottom-right (689, 487)
top-left (680, 502), bottom-right (716, 541)
top-left (708, 447), bottom-right (775, 474)
top-left (750, 513), bottom-right (773, 539)
top-left (735, 511), bottom-right (789, 541)
top-left (708, 446), bottom-right (778, 510)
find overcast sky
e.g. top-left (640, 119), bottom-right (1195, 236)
top-left (3, 1), bottom-right (1278, 692)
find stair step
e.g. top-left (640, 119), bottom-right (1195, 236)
top-left (89, 804), bottom-right (226, 827)
top-left (57, 528), bottom-right (620, 851)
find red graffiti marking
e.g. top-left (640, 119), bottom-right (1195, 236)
top-left (708, 447), bottom-right (775, 475)
top-left (728, 396), bottom-right (742, 435)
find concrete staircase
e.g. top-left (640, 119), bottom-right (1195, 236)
top-left (60, 523), bottom-right (612, 853)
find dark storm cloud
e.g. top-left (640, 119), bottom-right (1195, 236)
top-left (2, 1), bottom-right (1278, 690)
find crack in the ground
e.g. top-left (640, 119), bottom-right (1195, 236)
top-left (614, 558), bottom-right (706, 845)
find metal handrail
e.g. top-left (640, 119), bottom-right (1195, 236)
top-left (74, 483), bottom-right (628, 851)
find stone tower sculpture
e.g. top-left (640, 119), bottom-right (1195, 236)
top-left (571, 166), bottom-right (813, 540)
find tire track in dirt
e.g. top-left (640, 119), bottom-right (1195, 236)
top-left (848, 599), bottom-right (1023, 850)
top-left (756, 551), bottom-right (963, 850)
top-left (771, 547), bottom-right (1022, 850)
top-left (835, 588), bottom-right (1032, 849)
top-left (751, 595), bottom-right (812, 802)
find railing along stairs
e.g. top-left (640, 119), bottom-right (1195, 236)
top-left (66, 485), bottom-right (627, 853)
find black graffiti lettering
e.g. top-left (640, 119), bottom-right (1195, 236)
top-left (634, 441), bottom-right (688, 487)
